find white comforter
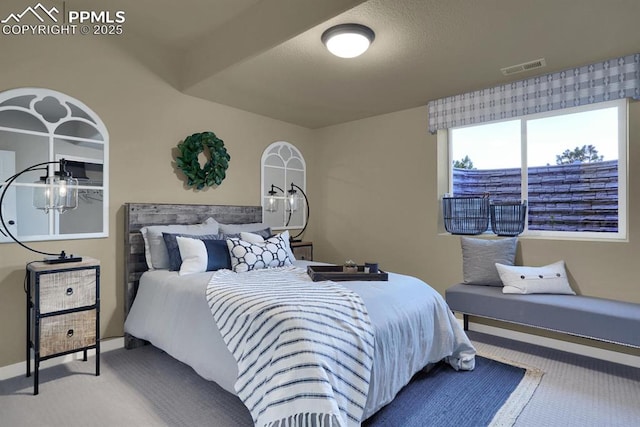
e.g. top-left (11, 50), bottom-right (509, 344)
top-left (124, 261), bottom-right (476, 420)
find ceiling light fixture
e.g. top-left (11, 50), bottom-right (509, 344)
top-left (321, 23), bottom-right (375, 58)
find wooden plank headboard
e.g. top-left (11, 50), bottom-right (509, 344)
top-left (124, 202), bottom-right (262, 347)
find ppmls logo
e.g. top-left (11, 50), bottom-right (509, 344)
top-left (2, 2), bottom-right (126, 36)
top-left (1, 3), bottom-right (59, 24)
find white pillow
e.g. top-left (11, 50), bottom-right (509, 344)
top-left (496, 261), bottom-right (576, 295)
top-left (176, 236), bottom-right (232, 275)
top-left (176, 236), bottom-right (208, 275)
top-left (241, 230), bottom-right (297, 261)
top-left (240, 231), bottom-right (265, 243)
top-left (227, 234), bottom-right (292, 273)
top-left (140, 218), bottom-right (219, 270)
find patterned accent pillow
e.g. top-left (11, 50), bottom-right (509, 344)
top-left (240, 230), bottom-right (296, 261)
top-left (496, 261), bottom-right (575, 295)
top-left (226, 234), bottom-right (292, 273)
top-left (461, 237), bottom-right (517, 286)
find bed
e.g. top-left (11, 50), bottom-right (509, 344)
top-left (123, 203), bottom-right (476, 425)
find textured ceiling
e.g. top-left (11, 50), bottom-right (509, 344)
top-left (70, 0), bottom-right (640, 128)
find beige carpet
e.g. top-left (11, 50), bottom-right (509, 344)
top-left (1, 333), bottom-right (637, 427)
top-left (480, 351), bottom-right (543, 427)
top-left (469, 331), bottom-right (640, 427)
top-left (0, 345), bottom-right (539, 427)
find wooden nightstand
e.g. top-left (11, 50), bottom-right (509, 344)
top-left (26, 258), bottom-right (100, 395)
top-left (290, 241), bottom-right (313, 261)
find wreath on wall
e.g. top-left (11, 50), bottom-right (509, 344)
top-left (176, 131), bottom-right (230, 190)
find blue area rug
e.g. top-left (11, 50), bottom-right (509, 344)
top-left (363, 356), bottom-right (535, 427)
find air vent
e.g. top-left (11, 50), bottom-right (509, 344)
top-left (500, 58), bottom-right (546, 76)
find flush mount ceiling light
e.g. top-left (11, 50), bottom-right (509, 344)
top-left (321, 23), bottom-right (375, 58)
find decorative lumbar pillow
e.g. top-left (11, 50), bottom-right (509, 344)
top-left (163, 232), bottom-right (222, 271)
top-left (496, 260), bottom-right (576, 295)
top-left (176, 236), bottom-right (232, 275)
top-left (140, 218), bottom-right (220, 270)
top-left (461, 237), bottom-right (517, 286)
top-left (240, 230), bottom-right (297, 262)
top-left (226, 234), bottom-right (292, 273)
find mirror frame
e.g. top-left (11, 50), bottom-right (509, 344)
top-left (0, 87), bottom-right (109, 242)
top-left (261, 141), bottom-right (306, 231)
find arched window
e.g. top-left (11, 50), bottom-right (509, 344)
top-left (261, 141), bottom-right (306, 231)
top-left (0, 88), bottom-right (109, 242)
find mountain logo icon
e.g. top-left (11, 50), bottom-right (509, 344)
top-left (1, 3), bottom-right (59, 24)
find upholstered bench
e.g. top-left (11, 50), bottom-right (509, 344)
top-left (445, 283), bottom-right (640, 348)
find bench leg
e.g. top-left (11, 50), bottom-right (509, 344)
top-left (463, 314), bottom-right (469, 331)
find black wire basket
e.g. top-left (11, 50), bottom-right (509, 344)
top-left (442, 196), bottom-right (490, 235)
top-left (490, 201), bottom-right (527, 236)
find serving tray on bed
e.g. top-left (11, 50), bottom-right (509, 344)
top-left (307, 265), bottom-right (388, 282)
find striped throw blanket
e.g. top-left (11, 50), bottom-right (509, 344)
top-left (206, 267), bottom-right (374, 427)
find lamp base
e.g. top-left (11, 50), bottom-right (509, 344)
top-left (44, 256), bottom-right (83, 264)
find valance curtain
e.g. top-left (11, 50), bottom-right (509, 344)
top-left (427, 53), bottom-right (640, 134)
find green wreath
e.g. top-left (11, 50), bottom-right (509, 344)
top-left (176, 131), bottom-right (230, 190)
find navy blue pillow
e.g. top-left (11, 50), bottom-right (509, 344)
top-left (202, 239), bottom-right (232, 271)
top-left (162, 232), bottom-right (222, 271)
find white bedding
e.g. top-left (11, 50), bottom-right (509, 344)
top-left (124, 261), bottom-right (476, 420)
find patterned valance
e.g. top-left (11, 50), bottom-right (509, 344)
top-left (427, 53), bottom-right (640, 134)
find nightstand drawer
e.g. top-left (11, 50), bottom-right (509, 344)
top-left (293, 246), bottom-right (313, 260)
top-left (39, 310), bottom-right (97, 357)
top-left (290, 241), bottom-right (313, 261)
top-left (35, 269), bottom-right (97, 314)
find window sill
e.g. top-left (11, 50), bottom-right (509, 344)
top-left (438, 231), bottom-right (628, 243)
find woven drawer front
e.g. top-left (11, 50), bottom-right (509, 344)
top-left (37, 269), bottom-right (96, 314)
top-left (39, 310), bottom-right (96, 357)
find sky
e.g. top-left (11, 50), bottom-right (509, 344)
top-left (451, 105), bottom-right (619, 169)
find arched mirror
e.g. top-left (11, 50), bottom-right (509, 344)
top-left (261, 141), bottom-right (306, 230)
top-left (0, 88), bottom-right (108, 242)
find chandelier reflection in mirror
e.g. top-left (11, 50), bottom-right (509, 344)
top-left (0, 158), bottom-right (82, 263)
top-left (266, 183), bottom-right (309, 241)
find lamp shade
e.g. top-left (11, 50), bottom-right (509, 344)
top-left (265, 196), bottom-right (279, 213)
top-left (33, 174), bottom-right (78, 213)
top-left (321, 23), bottom-right (375, 58)
top-left (286, 186), bottom-right (299, 212)
top-left (265, 185), bottom-right (281, 213)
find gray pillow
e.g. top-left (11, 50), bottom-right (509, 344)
top-left (140, 218), bottom-right (220, 270)
top-left (461, 237), bottom-right (517, 286)
top-left (218, 222), bottom-right (271, 235)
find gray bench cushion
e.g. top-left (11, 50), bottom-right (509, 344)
top-left (446, 283), bottom-right (640, 348)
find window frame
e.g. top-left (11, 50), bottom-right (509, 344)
top-left (439, 99), bottom-right (628, 241)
